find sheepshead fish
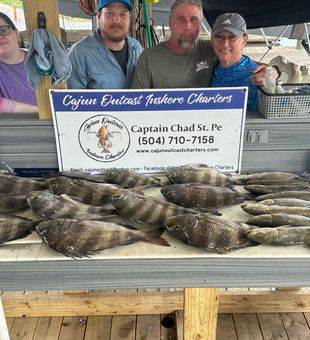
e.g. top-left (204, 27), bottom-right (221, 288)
top-left (161, 183), bottom-right (248, 210)
top-left (244, 178), bottom-right (306, 186)
top-left (0, 194), bottom-right (28, 212)
top-left (243, 171), bottom-right (301, 183)
top-left (241, 203), bottom-right (310, 217)
top-left (26, 191), bottom-right (115, 220)
top-left (0, 214), bottom-right (37, 244)
top-left (255, 191), bottom-right (310, 202)
top-left (110, 188), bottom-right (203, 224)
top-left (164, 214), bottom-right (255, 253)
top-left (259, 198), bottom-right (310, 207)
top-left (247, 213), bottom-right (310, 227)
top-left (245, 226), bottom-right (310, 245)
top-left (44, 171), bottom-right (108, 183)
top-left (244, 181), bottom-right (310, 195)
top-left (102, 169), bottom-right (161, 188)
top-left (36, 219), bottom-right (170, 258)
top-left (0, 174), bottom-right (47, 195)
top-left (47, 176), bottom-right (117, 205)
top-left (165, 164), bottom-right (229, 186)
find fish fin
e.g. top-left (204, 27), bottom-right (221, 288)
top-left (151, 175), bottom-right (171, 187)
top-left (127, 187), bottom-right (146, 195)
top-left (144, 227), bottom-right (170, 247)
top-left (59, 194), bottom-right (82, 207)
top-left (195, 208), bottom-right (222, 216)
top-left (119, 224), bottom-right (139, 230)
top-left (210, 241), bottom-right (258, 254)
top-left (67, 195), bottom-right (84, 203)
top-left (225, 182), bottom-right (236, 190)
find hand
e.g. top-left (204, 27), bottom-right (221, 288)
top-left (250, 65), bottom-right (278, 86)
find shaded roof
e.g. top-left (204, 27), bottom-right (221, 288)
top-left (203, 0), bottom-right (310, 29)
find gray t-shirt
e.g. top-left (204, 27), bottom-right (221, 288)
top-left (130, 40), bottom-right (217, 89)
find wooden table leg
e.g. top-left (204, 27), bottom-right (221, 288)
top-left (0, 298), bottom-right (10, 340)
top-left (184, 287), bottom-right (219, 340)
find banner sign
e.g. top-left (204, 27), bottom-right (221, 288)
top-left (50, 88), bottom-right (248, 174)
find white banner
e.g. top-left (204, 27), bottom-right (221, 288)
top-left (50, 88), bottom-right (248, 174)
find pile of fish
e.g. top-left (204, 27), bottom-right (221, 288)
top-left (239, 171), bottom-right (310, 246)
top-left (1, 164), bottom-right (310, 257)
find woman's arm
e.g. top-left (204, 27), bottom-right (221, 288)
top-left (0, 97), bottom-right (38, 113)
top-left (13, 101), bottom-right (38, 113)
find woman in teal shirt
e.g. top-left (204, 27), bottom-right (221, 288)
top-left (210, 12), bottom-right (258, 111)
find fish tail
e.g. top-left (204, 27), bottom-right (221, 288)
top-left (0, 230), bottom-right (32, 244)
top-left (229, 177), bottom-right (245, 185)
top-left (144, 227), bottom-right (170, 247)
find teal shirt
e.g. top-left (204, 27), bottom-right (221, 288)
top-left (211, 56), bottom-right (258, 111)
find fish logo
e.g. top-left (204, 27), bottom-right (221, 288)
top-left (78, 114), bottom-right (130, 162)
top-left (196, 61), bottom-right (210, 72)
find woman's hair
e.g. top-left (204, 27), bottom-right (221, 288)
top-left (0, 12), bottom-right (17, 31)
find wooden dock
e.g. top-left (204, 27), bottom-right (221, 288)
top-left (3, 288), bottom-right (310, 339)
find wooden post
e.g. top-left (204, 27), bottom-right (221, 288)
top-left (0, 298), bottom-right (10, 340)
top-left (184, 288), bottom-right (219, 340)
top-left (23, 0), bottom-right (66, 120)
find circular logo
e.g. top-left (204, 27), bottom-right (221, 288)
top-left (78, 114), bottom-right (130, 162)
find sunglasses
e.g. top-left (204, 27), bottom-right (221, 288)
top-left (0, 25), bottom-right (12, 37)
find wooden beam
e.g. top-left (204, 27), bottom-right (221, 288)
top-left (184, 288), bottom-right (219, 340)
top-left (2, 291), bottom-right (183, 317)
top-left (3, 289), bottom-right (310, 318)
top-left (23, 0), bottom-right (66, 120)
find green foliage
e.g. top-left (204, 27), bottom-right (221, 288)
top-left (1, 1), bottom-right (23, 9)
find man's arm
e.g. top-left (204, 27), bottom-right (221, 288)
top-left (67, 47), bottom-right (88, 89)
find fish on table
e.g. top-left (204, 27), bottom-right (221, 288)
top-left (26, 191), bottom-right (115, 220)
top-left (36, 219), bottom-right (170, 258)
top-left (0, 173), bottom-right (47, 195)
top-left (258, 198), bottom-right (310, 207)
top-left (47, 176), bottom-right (118, 205)
top-left (110, 188), bottom-right (208, 224)
top-left (101, 169), bottom-right (162, 188)
top-left (43, 171), bottom-right (108, 183)
top-left (161, 183), bottom-right (250, 210)
top-left (255, 191), bottom-right (310, 202)
top-left (242, 171), bottom-right (301, 183)
top-left (244, 181), bottom-right (310, 195)
top-left (165, 164), bottom-right (230, 186)
top-left (247, 213), bottom-right (310, 227)
top-left (0, 193), bottom-right (28, 212)
top-left (245, 226), bottom-right (310, 246)
top-left (164, 213), bottom-right (256, 254)
top-left (0, 214), bottom-right (37, 244)
top-left (241, 202), bottom-right (310, 217)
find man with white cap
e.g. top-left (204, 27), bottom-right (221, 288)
top-left (67, 0), bottom-right (143, 89)
top-left (210, 12), bottom-right (269, 111)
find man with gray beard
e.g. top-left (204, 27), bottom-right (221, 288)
top-left (67, 0), bottom-right (143, 89)
top-left (131, 0), bottom-right (272, 89)
top-left (131, 0), bottom-right (217, 88)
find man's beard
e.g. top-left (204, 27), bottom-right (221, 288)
top-left (102, 25), bottom-right (127, 43)
top-left (178, 35), bottom-right (196, 49)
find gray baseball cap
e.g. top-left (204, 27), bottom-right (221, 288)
top-left (211, 13), bottom-right (247, 37)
